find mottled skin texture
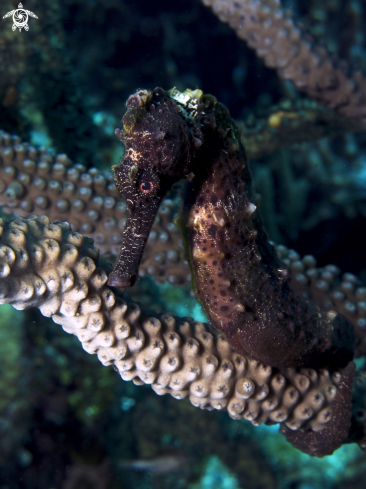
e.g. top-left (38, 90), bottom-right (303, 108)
top-left (108, 88), bottom-right (194, 288)
top-left (111, 88), bottom-right (356, 455)
top-left (183, 102), bottom-right (355, 371)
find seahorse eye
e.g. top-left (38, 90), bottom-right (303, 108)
top-left (140, 181), bottom-right (154, 194)
top-left (137, 171), bottom-right (160, 197)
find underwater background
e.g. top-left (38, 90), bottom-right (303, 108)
top-left (1, 0), bottom-right (366, 487)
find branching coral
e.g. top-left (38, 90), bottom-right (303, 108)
top-left (1, 0), bottom-right (366, 468)
top-left (0, 215), bottom-right (359, 457)
top-left (238, 99), bottom-right (364, 160)
top-left (201, 0), bottom-right (366, 126)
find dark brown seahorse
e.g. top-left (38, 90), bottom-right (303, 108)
top-left (109, 87), bottom-right (355, 369)
top-left (109, 87), bottom-right (356, 455)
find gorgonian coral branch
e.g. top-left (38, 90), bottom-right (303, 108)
top-left (201, 0), bottom-right (366, 127)
top-left (0, 215), bottom-right (359, 457)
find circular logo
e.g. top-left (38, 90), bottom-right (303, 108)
top-left (12, 8), bottom-right (28, 31)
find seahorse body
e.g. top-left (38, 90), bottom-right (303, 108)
top-left (182, 93), bottom-right (355, 371)
top-left (111, 88), bottom-right (356, 455)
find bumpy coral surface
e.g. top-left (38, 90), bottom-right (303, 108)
top-left (202, 0), bottom-right (366, 126)
top-left (0, 216), bottom-right (351, 454)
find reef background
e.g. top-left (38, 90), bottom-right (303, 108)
top-left (1, 0), bottom-right (366, 488)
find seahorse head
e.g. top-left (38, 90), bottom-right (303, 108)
top-left (108, 88), bottom-right (195, 288)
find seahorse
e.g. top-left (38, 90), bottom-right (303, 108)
top-left (108, 87), bottom-right (356, 454)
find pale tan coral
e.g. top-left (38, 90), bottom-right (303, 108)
top-left (0, 215), bottom-right (344, 433)
top-left (202, 0), bottom-right (366, 126)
